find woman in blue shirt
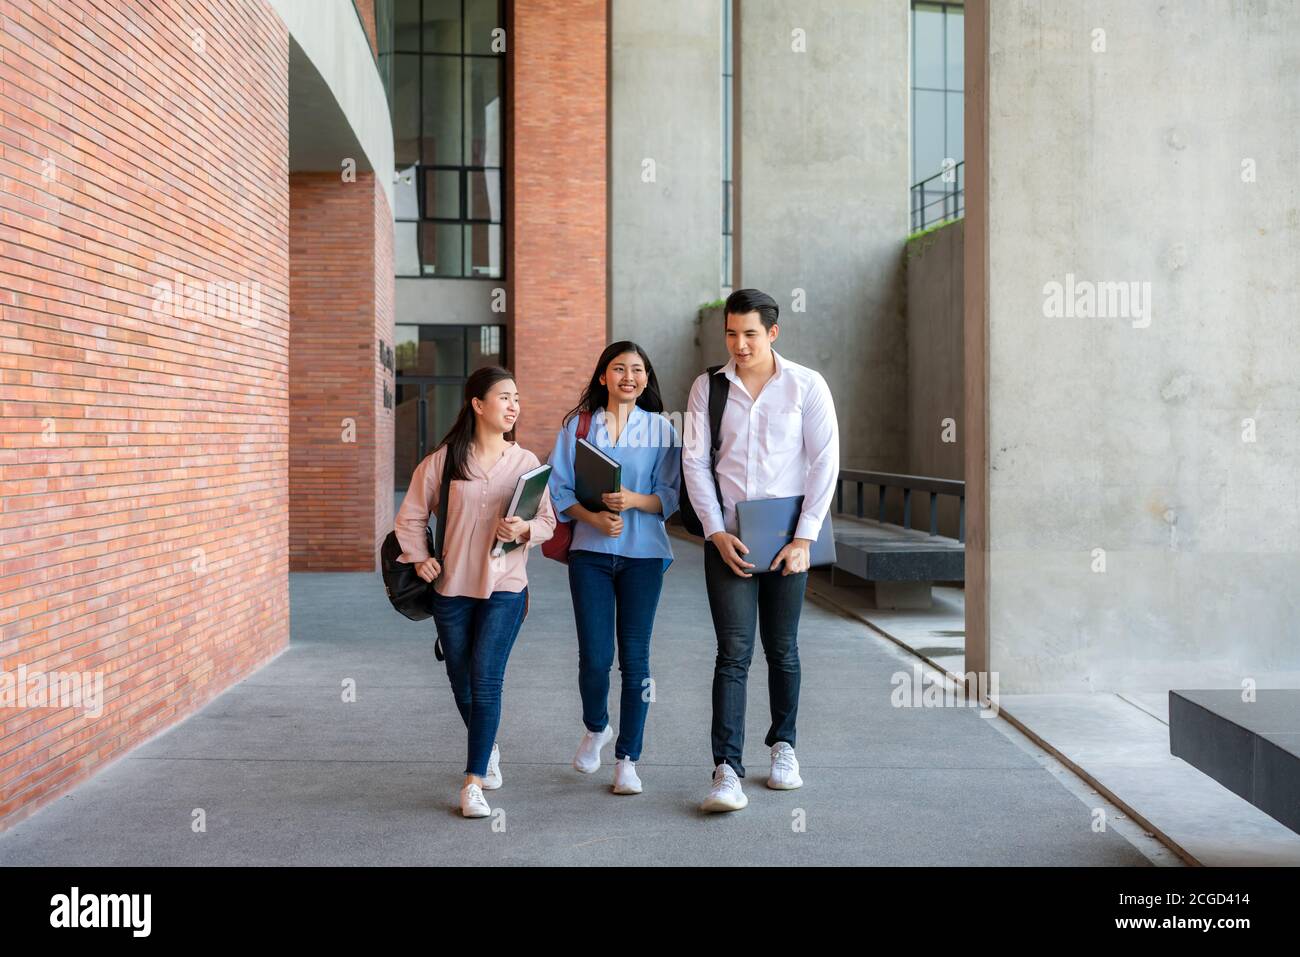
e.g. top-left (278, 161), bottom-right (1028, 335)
top-left (547, 341), bottom-right (680, 796)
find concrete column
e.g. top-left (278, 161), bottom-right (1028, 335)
top-left (608, 0), bottom-right (722, 413)
top-left (980, 0), bottom-right (1300, 691)
top-left (737, 0), bottom-right (909, 469)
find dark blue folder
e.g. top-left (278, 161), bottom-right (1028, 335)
top-left (735, 495), bottom-right (836, 571)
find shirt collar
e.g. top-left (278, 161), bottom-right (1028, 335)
top-left (595, 403), bottom-right (645, 437)
top-left (720, 348), bottom-right (784, 387)
top-left (466, 440), bottom-right (517, 479)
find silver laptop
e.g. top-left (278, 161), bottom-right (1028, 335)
top-left (735, 495), bottom-right (836, 572)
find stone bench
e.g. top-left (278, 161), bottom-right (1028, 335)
top-left (830, 470), bottom-right (965, 609)
top-left (1169, 689), bottom-right (1300, 836)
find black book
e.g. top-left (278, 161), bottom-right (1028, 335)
top-left (575, 438), bottom-right (621, 512)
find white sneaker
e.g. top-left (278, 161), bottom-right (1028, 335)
top-left (612, 757), bottom-right (642, 795)
top-left (459, 782), bottom-right (491, 818)
top-left (699, 763), bottom-right (748, 812)
top-left (482, 743), bottom-right (502, 790)
top-left (573, 725), bottom-right (614, 773)
top-left (767, 742), bottom-right (803, 790)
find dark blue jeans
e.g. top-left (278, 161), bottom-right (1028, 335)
top-left (429, 587), bottom-right (529, 777)
top-left (567, 550), bottom-right (665, 761)
top-left (704, 541), bottom-right (807, 777)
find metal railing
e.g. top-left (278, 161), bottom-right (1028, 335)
top-left (910, 161), bottom-right (964, 234)
top-left (836, 469), bottom-right (965, 542)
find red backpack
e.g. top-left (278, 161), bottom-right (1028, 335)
top-left (541, 410), bottom-right (592, 563)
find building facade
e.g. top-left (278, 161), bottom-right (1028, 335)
top-left (6, 0), bottom-right (1299, 836)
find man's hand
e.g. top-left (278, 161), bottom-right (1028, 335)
top-left (594, 510), bottom-right (624, 537)
top-left (495, 516), bottom-right (529, 543)
top-left (770, 538), bottom-right (812, 575)
top-left (415, 556), bottom-right (442, 582)
top-left (709, 532), bottom-right (755, 578)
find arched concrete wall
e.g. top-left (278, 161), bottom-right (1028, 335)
top-left (268, 0), bottom-right (395, 211)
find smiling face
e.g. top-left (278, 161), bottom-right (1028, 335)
top-left (725, 310), bottom-right (778, 369)
top-left (600, 351), bottom-right (648, 404)
top-left (472, 377), bottom-right (519, 434)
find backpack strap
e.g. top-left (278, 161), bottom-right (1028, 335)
top-left (577, 409), bottom-right (592, 441)
top-left (433, 449), bottom-right (453, 562)
top-left (429, 451), bottom-right (456, 662)
top-left (705, 365), bottom-right (730, 512)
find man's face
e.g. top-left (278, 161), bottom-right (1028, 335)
top-left (725, 310), bottom-right (778, 369)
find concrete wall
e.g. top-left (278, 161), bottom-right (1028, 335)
top-left (906, 218), bottom-right (964, 538)
top-left (269, 0), bottom-right (394, 210)
top-left (395, 278), bottom-right (499, 326)
top-left (737, 0), bottom-right (909, 470)
top-left (983, 0), bottom-right (1300, 692)
top-left (609, 0), bottom-right (722, 415)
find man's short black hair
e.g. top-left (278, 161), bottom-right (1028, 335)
top-left (724, 288), bottom-right (780, 330)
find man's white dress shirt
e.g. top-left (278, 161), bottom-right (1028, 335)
top-left (682, 348), bottom-right (840, 543)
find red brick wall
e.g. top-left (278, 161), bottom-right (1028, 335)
top-left (288, 171), bottom-right (391, 572)
top-left (0, 0), bottom-right (290, 828)
top-left (373, 185), bottom-right (395, 566)
top-left (353, 0), bottom-right (378, 58)
top-left (507, 0), bottom-right (607, 456)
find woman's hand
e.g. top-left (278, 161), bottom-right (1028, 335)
top-left (415, 556), bottom-right (442, 582)
top-left (495, 515), bottom-right (529, 543)
top-left (565, 503), bottom-right (624, 537)
top-left (593, 510), bottom-right (624, 537)
top-left (601, 491), bottom-right (648, 513)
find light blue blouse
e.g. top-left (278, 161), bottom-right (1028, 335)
top-left (546, 405), bottom-right (681, 567)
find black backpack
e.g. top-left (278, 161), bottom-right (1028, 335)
top-left (381, 454), bottom-right (454, 658)
top-left (678, 365), bottom-right (730, 537)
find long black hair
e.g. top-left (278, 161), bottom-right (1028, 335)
top-left (435, 365), bottom-right (516, 482)
top-left (562, 341), bottom-right (663, 426)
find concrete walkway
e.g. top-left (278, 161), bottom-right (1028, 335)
top-left (0, 538), bottom-right (1154, 866)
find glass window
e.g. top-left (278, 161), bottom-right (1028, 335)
top-left (424, 168), bottom-right (461, 219)
top-left (394, 164), bottom-right (420, 220)
top-left (468, 324), bottom-right (504, 371)
top-left (913, 89), bottom-right (945, 184)
top-left (393, 0), bottom-right (421, 52)
top-left (392, 54), bottom-right (420, 166)
top-left (423, 0), bottom-right (461, 53)
top-left (422, 54), bottom-right (461, 166)
top-left (430, 382), bottom-right (461, 445)
top-left (394, 325), bottom-right (421, 372)
top-left (945, 91), bottom-right (963, 169)
top-left (464, 58), bottom-right (502, 166)
top-left (910, 0), bottom-right (964, 230)
top-left (466, 169), bottom-right (500, 222)
top-left (421, 222), bottom-right (464, 277)
top-left (465, 0), bottom-right (502, 55)
top-left (464, 224), bottom-right (501, 278)
top-left (387, 0), bottom-right (505, 280)
top-left (395, 221), bottom-right (420, 277)
top-left (395, 324), bottom-right (465, 375)
top-left (720, 0), bottom-right (734, 295)
top-left (912, 3), bottom-right (945, 90)
top-left (945, 6), bottom-right (964, 92)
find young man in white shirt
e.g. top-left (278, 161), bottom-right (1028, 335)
top-left (681, 288), bottom-right (840, 812)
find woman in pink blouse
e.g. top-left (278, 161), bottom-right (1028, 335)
top-left (395, 366), bottom-right (556, 819)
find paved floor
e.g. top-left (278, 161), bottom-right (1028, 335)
top-left (0, 538), bottom-right (1153, 866)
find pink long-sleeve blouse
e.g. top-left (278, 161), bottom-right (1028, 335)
top-left (394, 442), bottom-right (556, 599)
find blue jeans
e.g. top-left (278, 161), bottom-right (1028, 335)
top-left (567, 550), bottom-right (665, 761)
top-left (704, 541), bottom-right (806, 777)
top-left (429, 587), bottom-right (529, 777)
